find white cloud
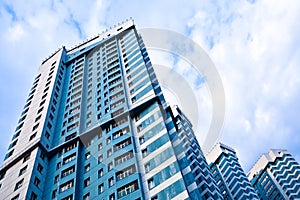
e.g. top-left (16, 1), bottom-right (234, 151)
top-left (6, 23), bottom-right (25, 42)
top-left (186, 0), bottom-right (300, 170)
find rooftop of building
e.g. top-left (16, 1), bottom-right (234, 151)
top-left (41, 18), bottom-right (135, 65)
top-left (247, 149), bottom-right (288, 181)
top-left (205, 142), bottom-right (236, 164)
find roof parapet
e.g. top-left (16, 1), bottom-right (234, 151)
top-left (67, 18), bottom-right (134, 54)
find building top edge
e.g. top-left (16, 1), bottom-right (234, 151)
top-left (205, 142), bottom-right (236, 164)
top-left (66, 18), bottom-right (134, 54)
top-left (247, 149), bottom-right (288, 180)
top-left (40, 18), bottom-right (134, 65)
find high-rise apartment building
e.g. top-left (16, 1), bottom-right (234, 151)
top-left (248, 149), bottom-right (300, 200)
top-left (206, 143), bottom-right (259, 200)
top-left (0, 19), bottom-right (222, 200)
top-left (169, 106), bottom-right (223, 200)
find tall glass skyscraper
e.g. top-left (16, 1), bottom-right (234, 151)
top-left (0, 19), bottom-right (222, 200)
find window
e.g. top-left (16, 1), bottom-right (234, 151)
top-left (15, 122), bottom-right (24, 132)
top-left (14, 179), bottom-right (24, 191)
top-left (106, 136), bottom-right (111, 144)
top-left (0, 171), bottom-right (5, 180)
top-left (108, 177), bottom-right (114, 187)
top-left (37, 164), bottom-right (43, 173)
top-left (32, 123), bottom-right (39, 131)
top-left (52, 189), bottom-right (57, 199)
top-left (23, 153), bottom-right (31, 163)
top-left (116, 165), bottom-right (136, 181)
top-left (98, 168), bottom-right (103, 178)
top-left (85, 152), bottom-right (90, 160)
top-left (30, 192), bottom-right (37, 200)
top-left (148, 178), bottom-right (154, 189)
top-left (65, 143), bottom-right (77, 153)
top-left (114, 138), bottom-right (131, 151)
top-left (98, 183), bottom-right (104, 194)
top-left (8, 140), bottom-right (17, 149)
top-left (108, 162), bottom-right (113, 171)
top-left (35, 114), bottom-right (42, 122)
top-left (54, 175), bottom-right (59, 183)
top-left (139, 136), bottom-right (144, 144)
top-left (107, 149), bottom-right (112, 157)
top-left (151, 196), bottom-right (158, 200)
top-left (65, 132), bottom-right (76, 141)
top-left (112, 117), bottom-right (128, 128)
top-left (50, 105), bottom-right (55, 113)
top-left (84, 164), bottom-right (90, 173)
top-left (13, 131), bottom-right (21, 140)
top-left (56, 162), bottom-right (61, 170)
top-left (11, 194), bottom-right (20, 200)
top-left (115, 151), bottom-right (134, 165)
top-left (117, 180), bottom-right (139, 198)
top-left (145, 163), bottom-right (150, 173)
top-left (40, 151), bottom-right (45, 160)
top-left (49, 113), bottom-right (54, 120)
top-left (142, 148), bottom-right (148, 158)
top-left (45, 131), bottom-right (50, 139)
top-left (29, 133), bottom-right (36, 141)
top-left (60, 179), bottom-right (74, 192)
top-left (63, 153), bottom-right (76, 165)
top-left (47, 122), bottom-right (52, 130)
top-left (19, 165), bottom-right (27, 176)
top-left (98, 154), bottom-right (103, 163)
top-left (112, 126), bottom-right (129, 139)
top-left (109, 194), bottom-right (115, 200)
top-left (98, 143), bottom-right (103, 150)
top-left (84, 177), bottom-right (90, 187)
top-left (83, 193), bottom-right (90, 200)
top-left (34, 177), bottom-right (40, 188)
top-left (5, 149), bottom-right (14, 159)
top-left (61, 165), bottom-right (75, 178)
top-left (38, 105), bottom-right (44, 114)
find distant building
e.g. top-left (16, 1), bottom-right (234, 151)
top-left (248, 149), bottom-right (300, 200)
top-left (206, 143), bottom-right (259, 200)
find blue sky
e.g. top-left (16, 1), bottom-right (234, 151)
top-left (0, 0), bottom-right (300, 172)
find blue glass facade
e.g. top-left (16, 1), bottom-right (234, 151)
top-left (0, 20), bottom-right (222, 200)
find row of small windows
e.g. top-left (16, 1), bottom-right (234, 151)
top-left (61, 59), bottom-right (84, 137)
top-left (121, 34), bottom-right (152, 104)
top-left (53, 181), bottom-right (138, 200)
top-left (95, 61), bottom-right (125, 120)
top-left (52, 163), bottom-right (137, 199)
top-left (10, 150), bottom-right (46, 200)
top-left (8, 60), bottom-right (65, 157)
top-left (11, 72), bottom-right (41, 143)
top-left (85, 56), bottom-right (96, 127)
top-left (52, 143), bottom-right (78, 193)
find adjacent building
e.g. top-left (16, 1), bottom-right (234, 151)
top-left (169, 106), bottom-right (223, 199)
top-left (206, 143), bottom-right (259, 200)
top-left (0, 19), bottom-right (223, 200)
top-left (248, 149), bottom-right (300, 200)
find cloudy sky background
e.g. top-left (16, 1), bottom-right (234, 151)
top-left (0, 0), bottom-right (299, 172)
